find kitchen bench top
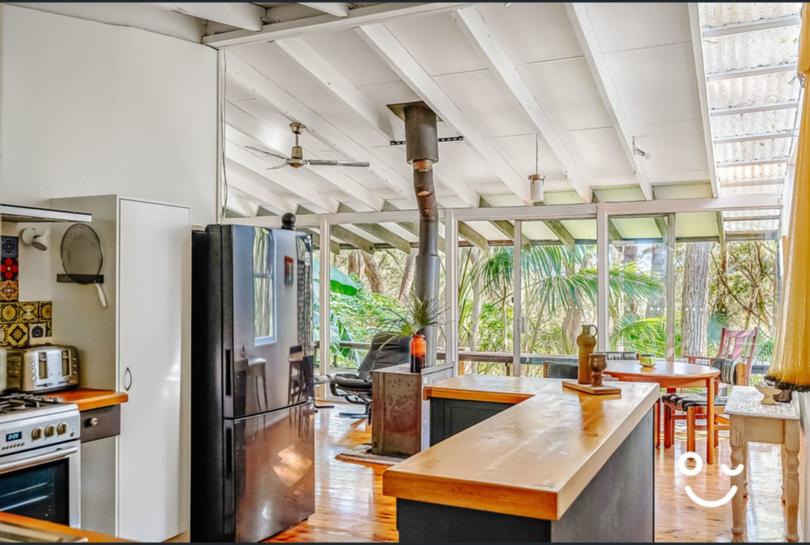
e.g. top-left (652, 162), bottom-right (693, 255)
top-left (0, 512), bottom-right (126, 542)
top-left (383, 375), bottom-right (658, 522)
top-left (47, 388), bottom-right (129, 412)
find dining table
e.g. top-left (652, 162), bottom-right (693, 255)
top-left (604, 359), bottom-right (721, 464)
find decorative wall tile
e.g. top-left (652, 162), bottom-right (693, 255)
top-left (1, 258), bottom-right (18, 281)
top-left (5, 323), bottom-right (28, 348)
top-left (28, 323), bottom-right (48, 346)
top-left (0, 281), bottom-right (18, 302)
top-left (0, 303), bottom-right (19, 323)
top-left (39, 302), bottom-right (52, 321)
top-left (0, 324), bottom-right (6, 346)
top-left (1, 237), bottom-right (18, 259)
top-left (18, 302), bottom-right (39, 323)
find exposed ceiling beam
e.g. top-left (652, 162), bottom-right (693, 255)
top-left (564, 4), bottom-right (653, 201)
top-left (713, 129), bottom-right (799, 145)
top-left (607, 220), bottom-right (623, 242)
top-left (226, 140), bottom-right (338, 213)
top-left (298, 206), bottom-right (375, 253)
top-left (225, 101), bottom-right (384, 211)
top-left (706, 63), bottom-right (797, 81)
top-left (716, 158), bottom-right (788, 168)
top-left (303, 228), bottom-right (341, 255)
top-left (298, 2), bottom-right (348, 18)
top-left (458, 223), bottom-right (490, 252)
top-left (204, 3), bottom-right (468, 47)
top-left (723, 214), bottom-right (782, 222)
top-left (338, 204), bottom-right (413, 253)
top-left (276, 37), bottom-right (393, 140)
top-left (715, 212), bottom-right (726, 254)
top-left (719, 178), bottom-right (785, 188)
top-left (544, 219), bottom-right (576, 250)
top-left (153, 3), bottom-right (265, 31)
top-left (224, 189), bottom-right (259, 218)
top-left (687, 3), bottom-right (719, 198)
top-left (226, 54), bottom-right (415, 203)
top-left (702, 14), bottom-right (801, 38)
top-left (224, 162), bottom-right (297, 215)
top-left (654, 217), bottom-right (669, 240)
top-left (710, 101), bottom-right (800, 117)
top-left (358, 23), bottom-right (530, 203)
top-left (450, 8), bottom-right (591, 203)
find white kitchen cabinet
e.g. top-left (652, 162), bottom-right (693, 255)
top-left (51, 196), bottom-right (190, 541)
top-left (117, 199), bottom-right (190, 541)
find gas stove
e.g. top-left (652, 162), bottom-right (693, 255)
top-left (0, 393), bottom-right (80, 455)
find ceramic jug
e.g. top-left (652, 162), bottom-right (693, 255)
top-left (576, 324), bottom-right (598, 384)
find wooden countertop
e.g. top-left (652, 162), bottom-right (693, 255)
top-left (384, 375), bottom-right (658, 521)
top-left (0, 512), bottom-right (126, 542)
top-left (46, 388), bottom-right (128, 412)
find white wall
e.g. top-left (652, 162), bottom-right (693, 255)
top-left (0, 4), bottom-right (218, 226)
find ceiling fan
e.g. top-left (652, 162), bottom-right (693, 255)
top-left (246, 122), bottom-right (370, 170)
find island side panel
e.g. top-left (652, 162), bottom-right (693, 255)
top-left (551, 410), bottom-right (654, 543)
top-left (397, 499), bottom-right (551, 543)
top-left (430, 398), bottom-right (514, 445)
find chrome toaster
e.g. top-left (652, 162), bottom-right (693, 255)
top-left (5, 345), bottom-right (79, 393)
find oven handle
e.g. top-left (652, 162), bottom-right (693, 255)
top-left (0, 446), bottom-right (79, 476)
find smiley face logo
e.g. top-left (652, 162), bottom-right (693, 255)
top-left (677, 451), bottom-right (744, 508)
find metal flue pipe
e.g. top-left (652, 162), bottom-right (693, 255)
top-left (403, 103), bottom-right (439, 366)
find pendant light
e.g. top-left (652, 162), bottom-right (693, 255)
top-left (529, 134), bottom-right (545, 203)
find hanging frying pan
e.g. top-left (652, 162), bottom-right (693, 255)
top-left (59, 223), bottom-right (107, 308)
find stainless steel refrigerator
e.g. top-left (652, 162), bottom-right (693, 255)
top-left (191, 224), bottom-right (315, 542)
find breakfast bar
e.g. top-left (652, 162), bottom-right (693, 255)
top-left (383, 376), bottom-right (658, 543)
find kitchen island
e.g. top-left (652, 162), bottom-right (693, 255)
top-left (383, 375), bottom-right (658, 543)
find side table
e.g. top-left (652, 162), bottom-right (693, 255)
top-left (725, 386), bottom-right (800, 542)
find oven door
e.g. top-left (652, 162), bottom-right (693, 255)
top-left (0, 441), bottom-right (80, 527)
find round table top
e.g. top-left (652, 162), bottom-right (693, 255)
top-left (605, 358), bottom-right (719, 384)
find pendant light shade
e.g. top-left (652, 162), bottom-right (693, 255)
top-left (529, 135), bottom-right (545, 203)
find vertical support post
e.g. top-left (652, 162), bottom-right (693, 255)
top-left (665, 212), bottom-right (676, 361)
top-left (215, 49), bottom-right (226, 223)
top-left (444, 209), bottom-right (459, 375)
top-left (512, 220), bottom-right (523, 376)
top-left (596, 204), bottom-right (609, 351)
top-left (319, 215), bottom-right (331, 377)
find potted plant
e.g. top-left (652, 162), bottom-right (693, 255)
top-left (382, 296), bottom-right (444, 373)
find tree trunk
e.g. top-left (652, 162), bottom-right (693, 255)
top-left (361, 251), bottom-right (383, 294)
top-left (399, 249), bottom-right (417, 303)
top-left (680, 242), bottom-right (712, 356)
top-left (347, 251), bottom-right (361, 277)
top-left (467, 264), bottom-right (483, 351)
top-left (647, 245), bottom-right (666, 319)
top-left (622, 245), bottom-right (638, 315)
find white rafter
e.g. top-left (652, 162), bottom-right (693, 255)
top-left (154, 2), bottom-right (264, 31)
top-left (225, 140), bottom-right (338, 213)
top-left (702, 14), bottom-right (801, 38)
top-left (299, 2), bottom-right (349, 18)
top-left (226, 101), bottom-right (384, 211)
top-left (687, 3), bottom-right (719, 198)
top-left (358, 23), bottom-right (530, 203)
top-left (710, 101), bottom-right (800, 116)
top-left (226, 54), bottom-right (415, 202)
top-left (706, 62), bottom-right (798, 81)
top-left (224, 159), bottom-right (298, 215)
top-left (204, 3), bottom-right (468, 48)
top-left (274, 38), bottom-right (480, 208)
top-left (565, 3), bottom-right (653, 201)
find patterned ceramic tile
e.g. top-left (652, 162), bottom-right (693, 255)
top-left (5, 323), bottom-right (28, 348)
top-left (39, 302), bottom-right (52, 321)
top-left (0, 303), bottom-right (19, 323)
top-left (0, 281), bottom-right (18, 302)
top-left (18, 302), bottom-right (39, 323)
top-left (45, 321), bottom-right (52, 337)
top-left (0, 324), bottom-right (6, 347)
top-left (1, 237), bottom-right (18, 259)
top-left (28, 323), bottom-right (48, 346)
top-left (1, 257), bottom-right (18, 281)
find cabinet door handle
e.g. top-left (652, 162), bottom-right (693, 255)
top-left (88, 417), bottom-right (99, 427)
top-left (123, 367), bottom-right (133, 391)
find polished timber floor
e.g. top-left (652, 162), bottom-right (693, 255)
top-left (269, 403), bottom-right (791, 543)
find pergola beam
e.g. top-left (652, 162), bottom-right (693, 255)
top-left (226, 101), bottom-right (384, 211)
top-left (226, 54), bottom-right (415, 203)
top-left (298, 2), bottom-right (348, 18)
top-left (338, 204), bottom-right (413, 253)
top-left (358, 23), bottom-right (530, 203)
top-left (713, 129), bottom-right (799, 145)
top-left (303, 228), bottom-right (341, 255)
top-left (565, 4), bottom-right (652, 201)
top-left (225, 140), bottom-right (338, 213)
top-left (710, 101), bottom-right (799, 117)
top-left (452, 7), bottom-right (591, 203)
top-left (154, 2), bottom-right (265, 31)
top-left (716, 158), bottom-right (788, 168)
top-left (298, 206), bottom-right (375, 253)
top-left (204, 3), bottom-right (468, 47)
top-left (224, 164), bottom-right (297, 215)
top-left (654, 217), bottom-right (669, 240)
top-left (702, 14), bottom-right (800, 38)
top-left (707, 63), bottom-right (797, 81)
top-left (458, 223), bottom-right (490, 252)
top-left (544, 220), bottom-right (576, 250)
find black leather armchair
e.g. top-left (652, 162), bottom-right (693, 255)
top-left (329, 332), bottom-right (410, 418)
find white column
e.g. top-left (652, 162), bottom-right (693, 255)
top-left (596, 204), bottom-right (609, 351)
top-left (512, 220), bottom-right (523, 376)
top-left (666, 213), bottom-right (676, 360)
top-left (319, 215), bottom-right (331, 376)
top-left (444, 209), bottom-right (459, 374)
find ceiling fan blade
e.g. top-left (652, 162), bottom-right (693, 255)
top-left (245, 145), bottom-right (289, 161)
top-left (266, 162), bottom-right (289, 170)
top-left (305, 159), bottom-right (371, 168)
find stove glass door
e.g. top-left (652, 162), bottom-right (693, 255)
top-left (0, 458), bottom-right (70, 524)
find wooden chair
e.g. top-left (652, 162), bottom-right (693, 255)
top-left (662, 328), bottom-right (758, 451)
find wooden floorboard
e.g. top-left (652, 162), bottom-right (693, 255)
top-left (270, 404), bottom-right (789, 543)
